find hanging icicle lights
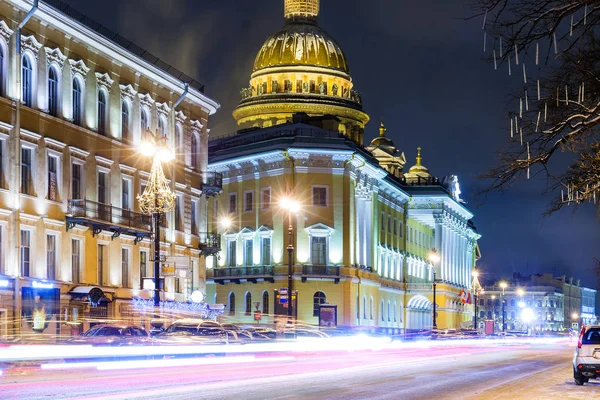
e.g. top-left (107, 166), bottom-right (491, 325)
top-left (475, 0), bottom-right (600, 208)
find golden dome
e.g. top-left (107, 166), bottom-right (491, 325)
top-left (253, 20), bottom-right (349, 74)
top-left (406, 147), bottom-right (432, 179)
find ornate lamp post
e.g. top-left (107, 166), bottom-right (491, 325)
top-left (499, 281), bottom-right (508, 332)
top-left (137, 133), bottom-right (175, 307)
top-left (472, 270), bottom-right (484, 330)
top-left (279, 197), bottom-right (301, 325)
top-left (428, 249), bottom-right (440, 330)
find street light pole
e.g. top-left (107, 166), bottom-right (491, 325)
top-left (474, 291), bottom-right (478, 330)
top-left (499, 281), bottom-right (507, 332)
top-left (433, 271), bottom-right (437, 330)
top-left (287, 210), bottom-right (293, 324)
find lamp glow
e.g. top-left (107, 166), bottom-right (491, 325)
top-left (428, 249), bottom-right (440, 264)
top-left (472, 270), bottom-right (479, 278)
top-left (516, 288), bottom-right (525, 297)
top-left (139, 141), bottom-right (156, 157)
top-left (279, 197), bottom-right (301, 213)
top-left (521, 308), bottom-right (534, 323)
top-left (499, 281), bottom-right (508, 290)
top-left (572, 312), bottom-right (579, 320)
top-left (190, 291), bottom-right (204, 304)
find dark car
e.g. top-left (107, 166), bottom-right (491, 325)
top-left (154, 319), bottom-right (228, 345)
top-left (68, 324), bottom-right (152, 346)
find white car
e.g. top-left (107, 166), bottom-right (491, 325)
top-left (573, 325), bottom-right (600, 385)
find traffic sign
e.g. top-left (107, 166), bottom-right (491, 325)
top-left (280, 288), bottom-right (288, 294)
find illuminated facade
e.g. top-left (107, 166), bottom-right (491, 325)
top-left (205, 0), bottom-right (480, 333)
top-left (0, 0), bottom-right (219, 339)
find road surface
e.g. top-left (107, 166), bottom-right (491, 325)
top-left (0, 339), bottom-right (596, 399)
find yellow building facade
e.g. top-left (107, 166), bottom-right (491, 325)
top-left (206, 0), bottom-right (481, 332)
top-left (0, 0), bottom-right (219, 339)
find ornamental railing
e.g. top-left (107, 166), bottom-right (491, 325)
top-left (200, 172), bottom-right (223, 197)
top-left (213, 266), bottom-right (275, 278)
top-left (67, 199), bottom-right (151, 231)
top-left (302, 265), bottom-right (340, 276)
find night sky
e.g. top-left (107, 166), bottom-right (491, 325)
top-left (62, 0), bottom-right (600, 289)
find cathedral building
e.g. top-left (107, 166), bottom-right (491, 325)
top-left (206, 0), bottom-right (481, 332)
top-left (0, 0), bottom-right (219, 339)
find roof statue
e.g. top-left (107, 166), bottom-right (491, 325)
top-left (284, 0), bottom-right (320, 19)
top-left (442, 175), bottom-right (465, 204)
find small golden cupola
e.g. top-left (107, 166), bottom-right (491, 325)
top-left (233, 0), bottom-right (370, 144)
top-left (367, 122), bottom-right (406, 178)
top-left (404, 147), bottom-right (432, 183)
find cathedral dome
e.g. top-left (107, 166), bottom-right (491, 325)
top-left (253, 21), bottom-right (349, 74)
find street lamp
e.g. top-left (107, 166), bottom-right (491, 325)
top-left (428, 249), bottom-right (440, 330)
top-left (137, 132), bottom-right (175, 307)
top-left (491, 295), bottom-right (496, 328)
top-left (499, 281), bottom-right (508, 332)
top-left (279, 197), bottom-right (301, 325)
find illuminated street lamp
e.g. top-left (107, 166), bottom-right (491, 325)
top-left (280, 197), bottom-right (301, 325)
top-left (137, 132), bottom-right (175, 307)
top-left (472, 270), bottom-right (484, 330)
top-left (516, 288), bottom-right (525, 297)
top-left (428, 249), bottom-right (440, 330)
top-left (499, 281), bottom-right (508, 332)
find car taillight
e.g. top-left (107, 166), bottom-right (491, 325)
top-left (578, 327), bottom-right (585, 348)
top-left (578, 364), bottom-right (583, 370)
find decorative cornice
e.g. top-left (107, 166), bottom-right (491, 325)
top-left (69, 59), bottom-right (90, 80)
top-left (190, 119), bottom-right (203, 132)
top-left (156, 102), bottom-right (171, 118)
top-left (45, 47), bottom-right (67, 68)
top-left (119, 84), bottom-right (137, 102)
top-left (175, 110), bottom-right (187, 125)
top-left (95, 72), bottom-right (114, 92)
top-left (69, 146), bottom-right (90, 161)
top-left (0, 20), bottom-right (14, 41)
top-left (138, 93), bottom-right (155, 110)
top-left (21, 34), bottom-right (42, 58)
top-left (44, 137), bottom-right (67, 151)
top-left (95, 155), bottom-right (114, 168)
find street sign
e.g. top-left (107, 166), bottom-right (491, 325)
top-left (254, 311), bottom-right (262, 321)
top-left (279, 288), bottom-right (288, 304)
top-left (279, 288), bottom-right (288, 295)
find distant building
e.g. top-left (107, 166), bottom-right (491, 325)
top-left (531, 274), bottom-right (582, 330)
top-left (581, 287), bottom-right (597, 326)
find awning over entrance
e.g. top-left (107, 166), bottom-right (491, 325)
top-left (69, 286), bottom-right (114, 305)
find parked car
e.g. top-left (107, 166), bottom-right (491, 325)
top-left (67, 324), bottom-right (152, 346)
top-left (153, 319), bottom-right (228, 345)
top-left (574, 325), bottom-right (600, 385)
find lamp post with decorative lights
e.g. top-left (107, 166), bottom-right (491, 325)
top-left (280, 197), bottom-right (301, 325)
top-left (137, 132), bottom-right (175, 307)
top-left (472, 270), bottom-right (484, 330)
top-left (428, 249), bottom-right (440, 330)
top-left (499, 281), bottom-right (508, 332)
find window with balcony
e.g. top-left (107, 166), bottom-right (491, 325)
top-left (244, 239), bottom-right (253, 267)
top-left (227, 239), bottom-right (236, 267)
top-left (261, 237), bottom-right (271, 266)
top-left (22, 55), bottom-right (33, 107)
top-left (21, 230), bottom-right (31, 277)
top-left (48, 66), bottom-right (59, 117)
top-left (313, 291), bottom-right (326, 316)
top-left (310, 236), bottom-right (327, 266)
top-left (122, 178), bottom-right (132, 210)
top-left (47, 234), bottom-right (56, 280)
top-left (72, 163), bottom-right (82, 199)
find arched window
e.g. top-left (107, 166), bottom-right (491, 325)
top-left (479, 311), bottom-right (485, 318)
top-left (140, 108), bottom-right (149, 134)
top-left (381, 300), bottom-right (385, 321)
top-left (190, 132), bottom-right (199, 169)
top-left (369, 296), bottom-right (374, 319)
top-left (228, 292), bottom-right (235, 315)
top-left (510, 311), bottom-right (516, 320)
top-left (387, 301), bottom-right (391, 321)
top-left (487, 299), bottom-right (492, 307)
top-left (363, 295), bottom-right (367, 319)
top-left (313, 291), bottom-right (326, 316)
top-left (0, 44), bottom-right (4, 95)
top-left (121, 101), bottom-right (130, 141)
top-left (487, 311), bottom-right (492, 319)
top-left (393, 302), bottom-right (397, 322)
top-left (48, 66), bottom-right (59, 116)
top-left (175, 124), bottom-right (182, 160)
top-left (72, 78), bottom-right (82, 126)
top-left (245, 292), bottom-right (252, 315)
top-left (22, 55), bottom-right (33, 107)
top-left (262, 291), bottom-right (269, 315)
top-left (158, 116), bottom-right (166, 137)
top-left (97, 90), bottom-right (107, 135)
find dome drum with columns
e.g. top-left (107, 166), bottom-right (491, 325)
top-left (234, 0), bottom-right (369, 142)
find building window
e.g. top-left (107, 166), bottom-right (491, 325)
top-left (227, 239), bottom-right (236, 267)
top-left (262, 291), bottom-right (269, 314)
top-left (190, 133), bottom-right (199, 169)
top-left (122, 248), bottom-right (130, 288)
top-left (72, 78), bottom-right (83, 126)
top-left (313, 291), bottom-right (326, 317)
top-left (0, 45), bottom-right (4, 95)
top-left (394, 302), bottom-right (397, 322)
top-left (121, 102), bottom-right (130, 141)
top-left (399, 221), bottom-right (403, 237)
top-left (72, 239), bottom-right (81, 284)
top-left (261, 188), bottom-right (271, 209)
top-left (480, 311), bottom-right (485, 318)
top-left (21, 230), bottom-right (31, 277)
top-left (387, 215), bottom-right (392, 232)
top-left (174, 195), bottom-right (183, 231)
top-left (261, 237), bottom-right (271, 265)
top-left (175, 124), bottom-right (182, 161)
top-left (0, 139), bottom-right (5, 189)
top-left (228, 292), bottom-right (235, 315)
top-left (245, 292), bottom-right (252, 315)
top-left (47, 235), bottom-right (56, 280)
top-left (72, 163), bottom-right (82, 199)
top-left (244, 239), bottom-right (253, 267)
top-left (244, 191), bottom-right (253, 212)
top-left (510, 311), bottom-right (516, 320)
top-left (22, 55), bottom-right (33, 107)
top-left (228, 193), bottom-right (237, 213)
top-left (369, 296), bottom-right (373, 319)
top-left (141, 108), bottom-right (149, 133)
top-left (310, 236), bottom-right (327, 266)
top-left (479, 298), bottom-right (484, 306)
top-left (98, 171), bottom-right (108, 204)
top-left (48, 66), bottom-right (59, 117)
top-left (21, 147), bottom-right (33, 195)
top-left (510, 299), bottom-right (515, 307)
top-left (363, 296), bottom-right (367, 319)
top-left (122, 178), bottom-right (132, 210)
top-left (191, 199), bottom-right (198, 235)
top-left (312, 186), bottom-right (328, 207)
top-left (381, 213), bottom-right (385, 231)
top-left (381, 300), bottom-right (385, 321)
top-left (140, 250), bottom-right (148, 285)
top-left (47, 155), bottom-right (58, 201)
top-left (98, 90), bottom-right (107, 135)
top-left (98, 244), bottom-right (106, 286)
top-left (158, 116), bottom-right (166, 137)
top-left (388, 301), bottom-right (391, 321)
top-left (393, 218), bottom-right (398, 235)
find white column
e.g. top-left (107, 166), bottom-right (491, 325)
top-left (355, 196), bottom-right (361, 266)
top-left (442, 226), bottom-right (449, 281)
top-left (365, 199), bottom-right (372, 268)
